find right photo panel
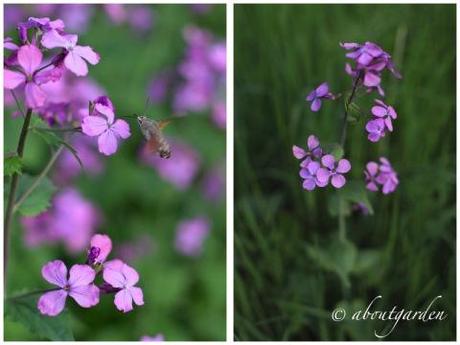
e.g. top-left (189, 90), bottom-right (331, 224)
top-left (234, 4), bottom-right (456, 341)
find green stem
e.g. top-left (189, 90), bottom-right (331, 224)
top-left (13, 145), bottom-right (64, 214)
top-left (4, 108), bottom-right (33, 288)
top-left (7, 287), bottom-right (61, 301)
top-left (338, 197), bottom-right (346, 241)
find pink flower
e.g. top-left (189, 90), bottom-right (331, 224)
top-left (102, 259), bottom-right (144, 313)
top-left (41, 29), bottom-right (100, 76)
top-left (81, 102), bottom-right (131, 156)
top-left (87, 234), bottom-right (112, 265)
top-left (38, 260), bottom-right (99, 316)
top-left (175, 217), bottom-right (210, 256)
top-left (4, 44), bottom-right (53, 108)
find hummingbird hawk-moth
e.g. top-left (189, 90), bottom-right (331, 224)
top-left (137, 115), bottom-right (172, 159)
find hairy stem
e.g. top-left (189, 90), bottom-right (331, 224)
top-left (4, 108), bottom-right (33, 289)
top-left (340, 73), bottom-right (363, 148)
top-left (13, 145), bottom-right (64, 213)
top-left (7, 287), bottom-right (61, 301)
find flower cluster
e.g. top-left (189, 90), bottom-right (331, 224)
top-left (293, 135), bottom-right (351, 190)
top-left (366, 99), bottom-right (398, 142)
top-left (364, 157), bottom-right (399, 194)
top-left (38, 234), bottom-right (144, 316)
top-left (341, 41), bottom-right (401, 96)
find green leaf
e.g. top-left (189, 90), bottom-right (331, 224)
top-left (338, 180), bottom-right (374, 215)
top-left (5, 155), bottom-right (23, 176)
top-left (15, 175), bottom-right (57, 216)
top-left (347, 102), bottom-right (362, 123)
top-left (306, 237), bottom-right (357, 288)
top-left (5, 295), bottom-right (74, 341)
top-left (322, 143), bottom-right (344, 160)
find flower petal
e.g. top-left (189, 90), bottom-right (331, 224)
top-left (306, 90), bottom-right (316, 102)
top-left (38, 290), bottom-right (68, 316)
top-left (114, 288), bottom-right (133, 313)
top-left (112, 119), bottom-right (131, 139)
top-left (366, 162), bottom-right (379, 176)
top-left (307, 135), bottom-right (319, 151)
top-left (363, 71), bottom-right (381, 87)
top-left (25, 82), bottom-right (47, 108)
top-left (366, 182), bottom-right (379, 192)
top-left (388, 106), bottom-right (397, 119)
top-left (17, 44), bottom-right (42, 76)
top-left (73, 45), bottom-right (100, 65)
top-left (316, 168), bottom-right (330, 184)
top-left (98, 129), bottom-right (118, 155)
top-left (331, 174), bottom-right (346, 188)
top-left (41, 29), bottom-right (69, 49)
top-left (315, 82), bottom-right (329, 97)
top-left (321, 154), bottom-right (335, 169)
top-left (129, 286), bottom-right (144, 306)
top-left (69, 284), bottom-right (100, 308)
top-left (122, 263), bottom-right (140, 286)
top-left (64, 51), bottom-right (88, 77)
top-left (302, 178), bottom-right (316, 191)
top-left (95, 104), bottom-right (115, 124)
top-left (81, 116), bottom-right (109, 136)
top-left (103, 259), bottom-right (126, 288)
top-left (336, 159), bottom-right (351, 173)
top-left (292, 145), bottom-right (306, 159)
top-left (68, 264), bottom-right (96, 287)
top-left (371, 105), bottom-right (387, 117)
top-left (307, 161), bottom-right (320, 175)
top-left (384, 117), bottom-right (393, 132)
top-left (299, 168), bottom-right (311, 179)
top-left (310, 98), bottom-right (321, 112)
top-left (42, 260), bottom-right (68, 287)
top-left (4, 69), bottom-right (26, 89)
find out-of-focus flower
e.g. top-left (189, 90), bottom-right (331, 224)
top-left (81, 98), bottom-right (131, 155)
top-left (352, 202), bottom-right (370, 215)
top-left (21, 188), bottom-right (100, 253)
top-left (147, 70), bottom-right (173, 104)
top-left (175, 217), bottom-right (210, 256)
top-left (42, 29), bottom-right (100, 76)
top-left (102, 259), bottom-right (144, 313)
top-left (38, 260), bottom-right (99, 316)
top-left (371, 99), bottom-right (397, 132)
top-left (116, 234), bottom-right (155, 263)
top-left (141, 334), bottom-right (165, 341)
top-left (59, 5), bottom-right (93, 33)
top-left (189, 4), bottom-right (213, 14)
top-left (208, 42), bottom-right (226, 73)
top-left (54, 135), bottom-right (104, 184)
top-left (212, 101), bottom-right (226, 129)
top-left (316, 154), bottom-right (351, 188)
top-left (4, 5), bottom-right (24, 31)
top-left (4, 44), bottom-right (59, 108)
top-left (140, 139), bottom-right (201, 190)
top-left (306, 82), bottom-right (335, 112)
top-left (103, 4), bottom-right (127, 24)
top-left (127, 5), bottom-right (154, 32)
top-left (201, 164), bottom-right (225, 201)
top-left (364, 157), bottom-right (399, 194)
top-left (4, 37), bottom-right (19, 50)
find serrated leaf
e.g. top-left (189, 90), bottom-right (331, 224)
top-left (306, 237), bottom-right (357, 288)
top-left (322, 143), bottom-right (344, 160)
top-left (5, 155), bottom-right (23, 176)
top-left (5, 295), bottom-right (74, 340)
top-left (338, 180), bottom-right (374, 215)
top-left (15, 175), bottom-right (57, 216)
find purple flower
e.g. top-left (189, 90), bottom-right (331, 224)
top-left (59, 5), bottom-right (93, 33)
top-left (104, 4), bottom-right (127, 24)
top-left (306, 82), bottom-right (335, 112)
top-left (102, 259), bottom-right (144, 313)
top-left (141, 334), bottom-right (165, 341)
top-left (38, 260), bottom-right (99, 316)
top-left (365, 118), bottom-right (386, 142)
top-left (371, 99), bottom-right (397, 132)
top-left (21, 188), bottom-right (100, 253)
top-left (292, 135), bottom-right (322, 166)
top-left (147, 70), bottom-right (173, 104)
top-left (364, 161), bottom-right (379, 192)
top-left (201, 164), bottom-right (225, 201)
top-left (175, 217), bottom-right (210, 256)
top-left (4, 44), bottom-right (57, 108)
top-left (81, 100), bottom-right (131, 156)
top-left (352, 202), bottom-right (370, 215)
top-left (127, 5), bottom-right (154, 33)
top-left (212, 100), bottom-right (226, 129)
top-left (316, 154), bottom-right (351, 188)
top-left (18, 17), bottom-right (65, 44)
top-left (364, 157), bottom-right (399, 194)
top-left (299, 161), bottom-right (326, 191)
top-left (41, 29), bottom-right (100, 76)
top-left (375, 157), bottom-right (399, 194)
top-left (87, 234), bottom-right (112, 265)
top-left (140, 139), bottom-right (201, 190)
top-left (340, 41), bottom-right (384, 66)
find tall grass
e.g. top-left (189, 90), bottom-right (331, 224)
top-left (234, 4), bottom-right (455, 341)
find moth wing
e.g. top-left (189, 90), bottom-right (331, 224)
top-left (158, 119), bottom-right (172, 130)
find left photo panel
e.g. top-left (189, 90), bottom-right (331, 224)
top-left (4, 3), bottom-right (226, 341)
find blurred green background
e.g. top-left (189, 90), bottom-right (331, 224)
top-left (4, 4), bottom-right (226, 341)
top-left (235, 4), bottom-right (455, 341)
